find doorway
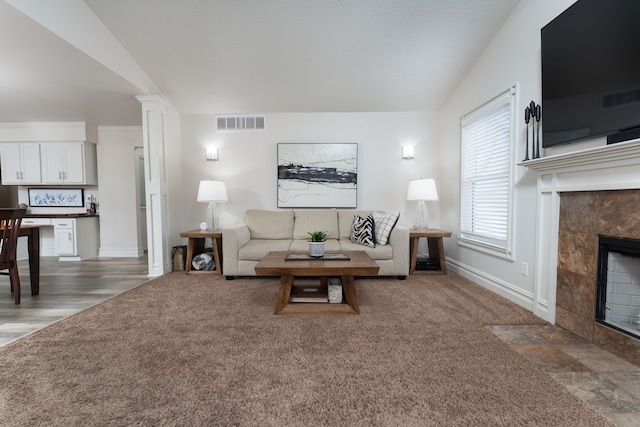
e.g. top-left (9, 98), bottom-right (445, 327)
top-left (134, 147), bottom-right (147, 253)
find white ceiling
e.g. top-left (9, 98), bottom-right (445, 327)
top-left (1, 0), bottom-right (521, 126)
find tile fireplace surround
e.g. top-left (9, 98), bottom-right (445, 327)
top-left (558, 190), bottom-right (640, 365)
top-left (524, 139), bottom-right (640, 366)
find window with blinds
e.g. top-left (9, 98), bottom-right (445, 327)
top-left (459, 86), bottom-right (516, 258)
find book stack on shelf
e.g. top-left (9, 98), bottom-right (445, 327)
top-left (289, 284), bottom-right (328, 303)
top-left (416, 257), bottom-right (441, 271)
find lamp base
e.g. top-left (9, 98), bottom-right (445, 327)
top-left (206, 201), bottom-right (219, 230)
top-left (415, 200), bottom-right (430, 229)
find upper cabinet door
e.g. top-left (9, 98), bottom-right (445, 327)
top-left (0, 143), bottom-right (42, 185)
top-left (60, 143), bottom-right (85, 184)
top-left (40, 142), bottom-right (94, 184)
top-left (0, 144), bottom-right (22, 184)
top-left (41, 143), bottom-right (65, 183)
top-left (20, 143), bottom-right (42, 183)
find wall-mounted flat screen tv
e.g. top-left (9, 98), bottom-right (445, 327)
top-left (541, 0), bottom-right (640, 147)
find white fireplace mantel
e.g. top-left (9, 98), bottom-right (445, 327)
top-left (520, 138), bottom-right (640, 323)
top-left (520, 138), bottom-right (640, 173)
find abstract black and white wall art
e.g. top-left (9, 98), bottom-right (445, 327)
top-left (277, 143), bottom-right (357, 208)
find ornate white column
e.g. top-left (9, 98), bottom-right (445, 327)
top-left (136, 96), bottom-right (171, 276)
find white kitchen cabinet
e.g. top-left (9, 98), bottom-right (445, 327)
top-left (52, 217), bottom-right (99, 260)
top-left (0, 143), bottom-right (42, 184)
top-left (41, 142), bottom-right (97, 185)
top-left (54, 219), bottom-right (75, 255)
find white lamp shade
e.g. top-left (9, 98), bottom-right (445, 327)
top-left (197, 180), bottom-right (228, 202)
top-left (407, 178), bottom-right (438, 201)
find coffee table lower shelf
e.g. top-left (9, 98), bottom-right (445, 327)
top-left (275, 275), bottom-right (359, 315)
top-left (254, 251), bottom-right (379, 316)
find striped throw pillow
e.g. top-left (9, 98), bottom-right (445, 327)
top-left (351, 214), bottom-right (375, 248)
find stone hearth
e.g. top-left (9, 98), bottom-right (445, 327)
top-left (557, 190), bottom-right (640, 365)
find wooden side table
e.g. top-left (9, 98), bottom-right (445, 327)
top-left (179, 229), bottom-right (223, 275)
top-left (409, 229), bottom-right (452, 275)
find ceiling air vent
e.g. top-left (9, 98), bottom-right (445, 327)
top-left (216, 115), bottom-right (266, 132)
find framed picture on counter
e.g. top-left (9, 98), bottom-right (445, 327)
top-left (28, 188), bottom-right (84, 207)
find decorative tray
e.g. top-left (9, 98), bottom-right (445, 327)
top-left (285, 253), bottom-right (351, 261)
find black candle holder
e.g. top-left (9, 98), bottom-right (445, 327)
top-left (523, 101), bottom-right (542, 161)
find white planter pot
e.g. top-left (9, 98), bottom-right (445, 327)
top-left (308, 241), bottom-right (325, 258)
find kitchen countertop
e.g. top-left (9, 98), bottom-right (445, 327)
top-left (24, 213), bottom-right (99, 218)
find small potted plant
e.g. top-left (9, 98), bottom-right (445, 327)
top-left (308, 231), bottom-right (327, 258)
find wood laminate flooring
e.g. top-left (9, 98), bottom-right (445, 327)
top-left (0, 256), bottom-right (149, 347)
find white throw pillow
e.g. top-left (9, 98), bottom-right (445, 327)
top-left (372, 212), bottom-right (399, 245)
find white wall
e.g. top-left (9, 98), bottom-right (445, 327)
top-left (164, 107), bottom-right (185, 249)
top-left (96, 126), bottom-right (143, 256)
top-left (438, 0), bottom-right (578, 311)
top-left (178, 112), bottom-right (440, 231)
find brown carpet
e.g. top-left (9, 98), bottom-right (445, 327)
top-left (0, 272), bottom-right (613, 426)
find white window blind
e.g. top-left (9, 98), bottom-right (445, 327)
top-left (460, 87), bottom-right (515, 257)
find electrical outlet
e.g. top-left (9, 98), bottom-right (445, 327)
top-left (521, 262), bottom-right (529, 276)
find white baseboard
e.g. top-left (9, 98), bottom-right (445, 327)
top-left (99, 247), bottom-right (145, 258)
top-left (58, 256), bottom-right (83, 262)
top-left (446, 258), bottom-right (537, 315)
top-left (534, 299), bottom-right (550, 321)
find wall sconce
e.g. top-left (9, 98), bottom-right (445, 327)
top-left (206, 147), bottom-right (218, 161)
top-left (402, 146), bottom-right (414, 159)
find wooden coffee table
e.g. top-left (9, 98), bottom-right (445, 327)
top-left (254, 251), bottom-right (379, 315)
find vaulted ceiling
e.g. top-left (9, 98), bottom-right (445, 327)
top-left (0, 0), bottom-right (521, 126)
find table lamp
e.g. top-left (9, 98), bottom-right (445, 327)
top-left (407, 178), bottom-right (438, 229)
top-left (197, 180), bottom-right (228, 229)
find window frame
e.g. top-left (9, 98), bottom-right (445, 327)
top-left (458, 85), bottom-right (517, 260)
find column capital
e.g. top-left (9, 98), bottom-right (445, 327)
top-left (135, 95), bottom-right (169, 108)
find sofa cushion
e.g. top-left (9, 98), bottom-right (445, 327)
top-left (372, 212), bottom-right (399, 245)
top-left (239, 239), bottom-right (292, 260)
top-left (245, 210), bottom-right (293, 239)
top-left (350, 214), bottom-right (375, 248)
top-left (289, 239), bottom-right (342, 252)
top-left (339, 239), bottom-right (394, 260)
top-left (293, 209), bottom-right (339, 240)
top-left (338, 210), bottom-right (375, 239)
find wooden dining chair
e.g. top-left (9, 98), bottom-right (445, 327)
top-left (0, 208), bottom-right (27, 304)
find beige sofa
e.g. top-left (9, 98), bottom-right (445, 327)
top-left (222, 209), bottom-right (409, 278)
